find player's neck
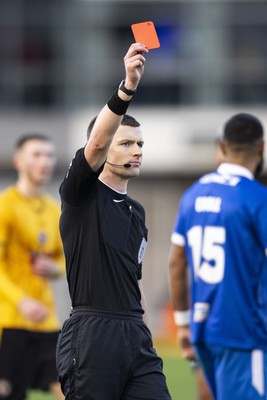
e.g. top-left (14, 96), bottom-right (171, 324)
top-left (16, 179), bottom-right (43, 198)
top-left (225, 159), bottom-right (257, 176)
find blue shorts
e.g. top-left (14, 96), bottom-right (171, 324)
top-left (195, 344), bottom-right (267, 400)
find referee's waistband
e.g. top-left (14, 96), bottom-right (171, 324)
top-left (70, 306), bottom-right (143, 321)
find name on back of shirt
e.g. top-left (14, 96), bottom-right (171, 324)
top-left (195, 196), bottom-right (222, 213)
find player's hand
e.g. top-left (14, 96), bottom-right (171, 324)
top-left (123, 43), bottom-right (149, 91)
top-left (31, 253), bottom-right (60, 279)
top-left (177, 325), bottom-right (196, 361)
top-left (18, 297), bottom-right (48, 323)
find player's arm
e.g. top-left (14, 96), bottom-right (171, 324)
top-left (0, 203), bottom-right (27, 306)
top-left (0, 262), bottom-right (26, 306)
top-left (51, 246), bottom-right (65, 275)
top-left (0, 203), bottom-right (48, 323)
top-left (84, 43), bottom-right (148, 171)
top-left (0, 250), bottom-right (47, 323)
top-left (168, 244), bottom-right (195, 361)
top-left (31, 208), bottom-right (65, 279)
top-left (169, 244), bottom-right (189, 312)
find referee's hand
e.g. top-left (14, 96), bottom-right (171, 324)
top-left (123, 43), bottom-right (148, 93)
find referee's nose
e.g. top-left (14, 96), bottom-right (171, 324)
top-left (133, 143), bottom-right (143, 158)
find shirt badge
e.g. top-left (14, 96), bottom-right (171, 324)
top-left (138, 237), bottom-right (147, 264)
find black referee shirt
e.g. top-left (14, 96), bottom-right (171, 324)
top-left (59, 148), bottom-right (148, 314)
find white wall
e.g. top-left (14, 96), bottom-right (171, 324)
top-left (2, 106), bottom-right (266, 174)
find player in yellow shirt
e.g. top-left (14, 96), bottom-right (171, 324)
top-left (0, 134), bottom-right (65, 400)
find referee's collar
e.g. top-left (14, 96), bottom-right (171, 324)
top-left (98, 178), bottom-right (127, 195)
top-left (217, 163), bottom-right (254, 180)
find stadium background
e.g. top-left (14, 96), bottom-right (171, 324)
top-left (0, 0), bottom-right (267, 398)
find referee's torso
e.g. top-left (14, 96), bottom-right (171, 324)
top-left (59, 148), bottom-right (147, 314)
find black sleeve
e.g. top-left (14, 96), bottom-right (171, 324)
top-left (59, 147), bottom-right (103, 206)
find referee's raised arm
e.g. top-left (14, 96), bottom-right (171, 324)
top-left (84, 43), bottom-right (148, 172)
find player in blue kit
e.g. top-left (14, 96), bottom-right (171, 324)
top-left (169, 113), bottom-right (267, 400)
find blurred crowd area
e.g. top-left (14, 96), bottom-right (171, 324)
top-left (1, 0), bottom-right (267, 335)
top-left (1, 0), bottom-right (267, 109)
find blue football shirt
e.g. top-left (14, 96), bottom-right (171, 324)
top-left (171, 163), bottom-right (267, 350)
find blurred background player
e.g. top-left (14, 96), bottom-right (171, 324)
top-left (169, 113), bottom-right (267, 400)
top-left (190, 135), bottom-right (224, 400)
top-left (0, 134), bottom-right (65, 400)
top-left (167, 134), bottom-right (224, 400)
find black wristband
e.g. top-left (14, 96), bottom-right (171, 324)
top-left (107, 91), bottom-right (131, 116)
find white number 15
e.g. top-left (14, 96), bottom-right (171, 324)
top-left (187, 226), bottom-right (226, 284)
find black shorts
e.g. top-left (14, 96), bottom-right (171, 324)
top-left (0, 328), bottom-right (59, 400)
top-left (56, 307), bottom-right (171, 400)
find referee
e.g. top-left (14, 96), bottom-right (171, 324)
top-left (56, 43), bottom-right (171, 400)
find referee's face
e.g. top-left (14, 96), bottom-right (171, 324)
top-left (107, 124), bottom-right (144, 177)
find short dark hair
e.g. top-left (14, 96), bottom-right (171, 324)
top-left (15, 133), bottom-right (52, 149)
top-left (223, 113), bottom-right (264, 144)
top-left (87, 114), bottom-right (140, 140)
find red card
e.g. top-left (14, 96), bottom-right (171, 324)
top-left (131, 21), bottom-right (160, 50)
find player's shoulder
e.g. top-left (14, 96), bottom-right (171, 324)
top-left (250, 178), bottom-right (267, 192)
top-left (237, 180), bottom-right (267, 221)
top-left (0, 185), bottom-right (17, 204)
top-left (246, 178), bottom-right (267, 204)
top-left (0, 187), bottom-right (19, 221)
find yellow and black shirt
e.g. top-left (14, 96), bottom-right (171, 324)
top-left (0, 186), bottom-right (65, 332)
